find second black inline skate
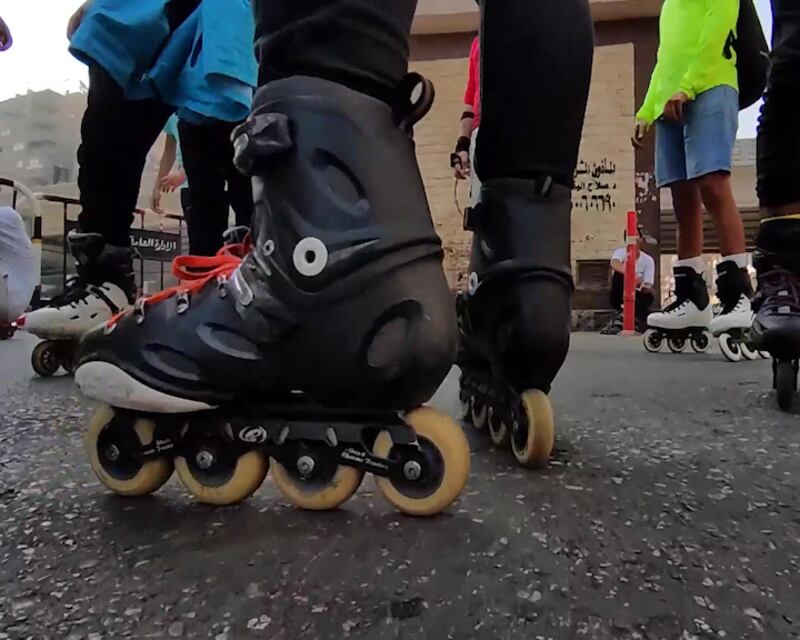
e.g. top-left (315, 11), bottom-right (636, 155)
top-left (457, 178), bottom-right (573, 468)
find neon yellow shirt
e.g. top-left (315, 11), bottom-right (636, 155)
top-left (636, 0), bottom-right (740, 125)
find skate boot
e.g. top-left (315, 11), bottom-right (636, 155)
top-left (750, 217), bottom-right (800, 410)
top-left (74, 75), bottom-right (470, 516)
top-left (709, 260), bottom-right (760, 362)
top-left (643, 265), bottom-right (713, 354)
top-left (18, 231), bottom-right (134, 376)
top-left (457, 178), bottom-right (573, 468)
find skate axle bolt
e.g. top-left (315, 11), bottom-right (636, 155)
top-left (195, 450), bottom-right (216, 470)
top-left (105, 444), bottom-right (121, 462)
top-left (296, 455), bottom-right (315, 476)
top-left (403, 460), bottom-right (422, 481)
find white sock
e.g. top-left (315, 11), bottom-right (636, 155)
top-left (674, 256), bottom-right (705, 274)
top-left (720, 253), bottom-right (749, 269)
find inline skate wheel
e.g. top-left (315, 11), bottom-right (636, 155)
top-left (740, 344), bottom-right (760, 361)
top-left (774, 360), bottom-right (797, 412)
top-left (85, 406), bottom-right (174, 496)
top-left (643, 329), bottom-right (663, 353)
top-left (759, 350), bottom-right (771, 359)
top-left (372, 406), bottom-right (470, 517)
top-left (667, 336), bottom-right (687, 354)
top-left (690, 331), bottom-right (712, 354)
top-left (510, 390), bottom-right (555, 468)
top-left (470, 397), bottom-right (488, 430)
top-left (176, 427), bottom-right (268, 506)
top-left (488, 410), bottom-right (511, 448)
top-left (270, 446), bottom-right (364, 511)
top-left (718, 333), bottom-right (742, 362)
top-left (31, 341), bottom-right (61, 377)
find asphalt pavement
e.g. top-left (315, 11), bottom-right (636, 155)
top-left (0, 331), bottom-right (798, 640)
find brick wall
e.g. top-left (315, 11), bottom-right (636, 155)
top-left (410, 41), bottom-right (637, 290)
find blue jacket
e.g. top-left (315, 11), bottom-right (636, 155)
top-left (69, 0), bottom-right (256, 123)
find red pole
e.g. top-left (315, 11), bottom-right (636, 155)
top-left (622, 210), bottom-right (638, 336)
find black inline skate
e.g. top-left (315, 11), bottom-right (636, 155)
top-left (751, 218), bottom-right (800, 411)
top-left (74, 75), bottom-right (470, 516)
top-left (457, 178), bottom-right (573, 468)
top-left (643, 265), bottom-right (713, 355)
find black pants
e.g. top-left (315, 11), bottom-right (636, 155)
top-left (77, 65), bottom-right (173, 247)
top-left (254, 0), bottom-right (593, 187)
top-left (76, 0), bottom-right (201, 248)
top-left (609, 272), bottom-right (654, 323)
top-left (757, 0), bottom-right (800, 208)
top-left (178, 120), bottom-right (253, 256)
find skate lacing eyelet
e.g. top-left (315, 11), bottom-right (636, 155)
top-left (133, 298), bottom-right (147, 325)
top-left (176, 292), bottom-right (190, 315)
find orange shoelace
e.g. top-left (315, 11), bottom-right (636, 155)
top-left (107, 239), bottom-right (250, 328)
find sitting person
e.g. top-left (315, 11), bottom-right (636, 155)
top-left (0, 206), bottom-right (36, 331)
top-left (605, 232), bottom-right (655, 333)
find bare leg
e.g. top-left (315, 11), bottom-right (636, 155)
top-left (671, 181), bottom-right (704, 259)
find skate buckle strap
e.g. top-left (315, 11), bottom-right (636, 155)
top-left (106, 241), bottom-right (249, 328)
top-left (393, 73), bottom-right (435, 133)
top-left (757, 268), bottom-right (800, 314)
top-left (232, 112), bottom-right (293, 177)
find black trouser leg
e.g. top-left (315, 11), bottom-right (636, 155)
top-left (475, 0), bottom-right (593, 185)
top-left (756, 0), bottom-right (800, 210)
top-left (636, 291), bottom-right (654, 323)
top-left (178, 120), bottom-right (238, 256)
top-left (77, 65), bottom-right (173, 246)
top-left (609, 272), bottom-right (624, 310)
top-left (253, 0), bottom-right (416, 103)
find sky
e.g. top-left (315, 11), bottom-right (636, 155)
top-left (0, 0), bottom-right (775, 137)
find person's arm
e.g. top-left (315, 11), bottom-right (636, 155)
top-left (632, 56), bottom-right (663, 147)
top-left (0, 16), bottom-right (12, 51)
top-left (610, 250), bottom-right (626, 275)
top-left (452, 38), bottom-right (479, 179)
top-left (68, 1), bottom-right (92, 40)
top-left (151, 135), bottom-right (177, 213)
top-left (678, 0), bottom-right (739, 101)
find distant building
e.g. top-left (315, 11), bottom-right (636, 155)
top-left (0, 89), bottom-right (86, 187)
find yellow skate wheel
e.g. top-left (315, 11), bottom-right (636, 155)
top-left (85, 406), bottom-right (174, 496)
top-left (270, 447), bottom-right (364, 511)
top-left (176, 441), bottom-right (268, 506)
top-left (373, 407), bottom-right (470, 517)
top-left (510, 390), bottom-right (555, 468)
top-left (470, 397), bottom-right (488, 429)
top-left (488, 408), bottom-right (510, 448)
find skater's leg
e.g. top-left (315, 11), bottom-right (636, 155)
top-left (697, 173), bottom-right (746, 256)
top-left (751, 0), bottom-right (800, 357)
top-left (466, 0), bottom-right (593, 394)
top-left (178, 120), bottom-right (230, 256)
top-left (671, 181), bottom-right (703, 260)
top-left (254, 0), bottom-right (416, 103)
top-left (77, 65), bottom-right (173, 248)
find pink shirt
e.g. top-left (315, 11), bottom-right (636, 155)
top-left (463, 36), bottom-right (481, 129)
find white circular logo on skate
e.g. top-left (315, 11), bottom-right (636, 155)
top-left (468, 272), bottom-right (480, 296)
top-left (293, 237), bottom-right (329, 277)
top-left (239, 426), bottom-right (268, 444)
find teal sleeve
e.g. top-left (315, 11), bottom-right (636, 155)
top-left (678, 0), bottom-right (739, 100)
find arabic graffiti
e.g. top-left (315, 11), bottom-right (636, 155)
top-left (573, 158), bottom-right (618, 213)
top-left (132, 235), bottom-right (179, 255)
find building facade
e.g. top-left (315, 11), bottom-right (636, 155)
top-left (0, 89), bottom-right (85, 188)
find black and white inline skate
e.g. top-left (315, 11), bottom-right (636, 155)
top-left (74, 75), bottom-right (470, 516)
top-left (750, 218), bottom-right (800, 411)
top-left (19, 231), bottom-right (134, 377)
top-left (457, 178), bottom-right (573, 468)
top-left (643, 265), bottom-right (713, 355)
top-left (709, 259), bottom-right (765, 362)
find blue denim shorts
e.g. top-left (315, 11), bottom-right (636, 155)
top-left (654, 85), bottom-right (739, 188)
